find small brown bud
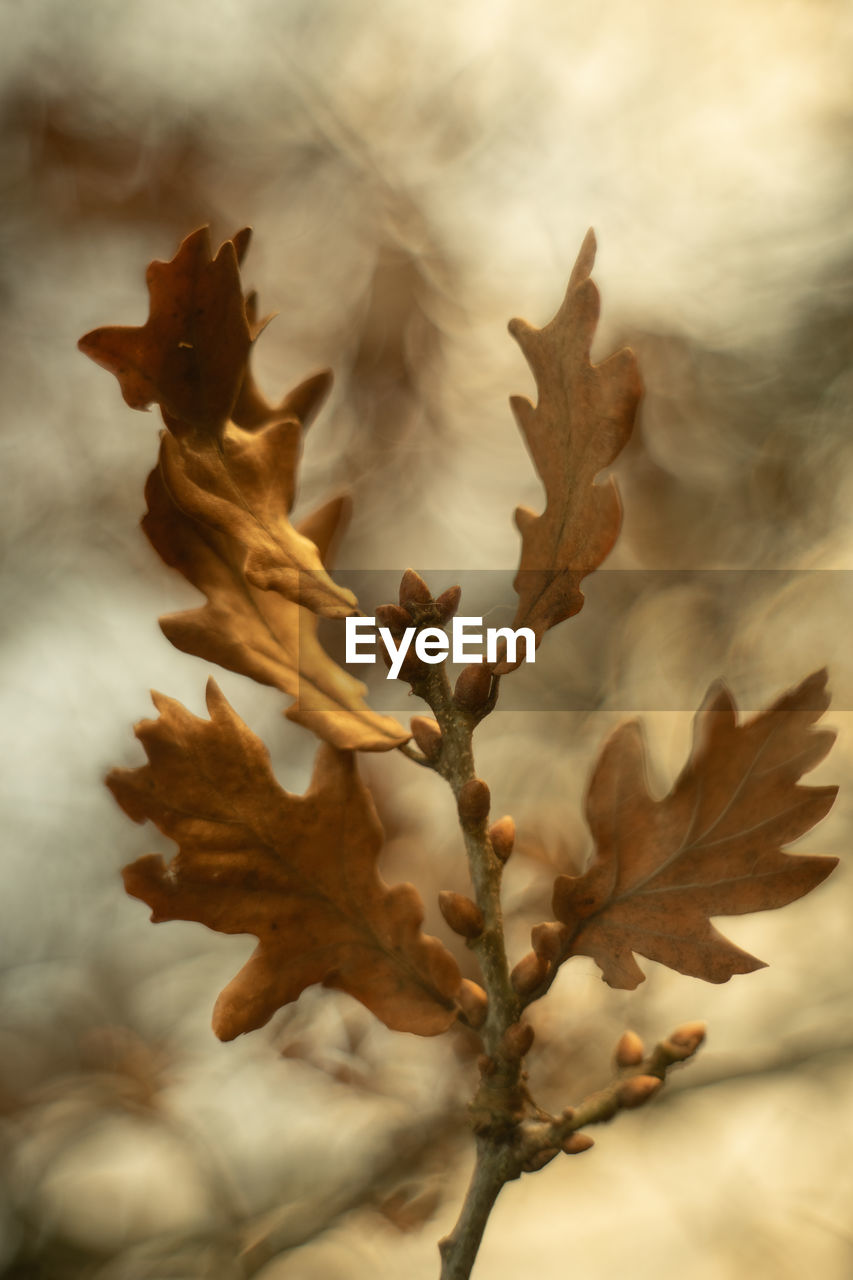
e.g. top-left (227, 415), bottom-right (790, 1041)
top-left (439, 890), bottom-right (484, 940)
top-left (501, 1022), bottom-right (535, 1060)
top-left (510, 951), bottom-right (549, 997)
top-left (453, 664), bottom-right (493, 714)
top-left (382, 653), bottom-right (425, 683)
top-left (523, 1147), bottom-right (559, 1173)
top-left (531, 921), bottom-right (567, 963)
top-left (457, 778), bottom-right (490, 827)
top-left (457, 979), bottom-right (488, 1029)
top-left (666, 1021), bottom-right (707, 1060)
top-left (435, 585), bottom-right (462, 623)
top-left (562, 1132), bottom-right (594, 1155)
top-left (477, 1054), bottom-right (496, 1077)
top-left (619, 1075), bottom-right (663, 1109)
top-left (385, 644), bottom-right (426, 684)
top-left (375, 603), bottom-right (412, 633)
top-left (403, 657), bottom-right (429, 683)
top-left (488, 815), bottom-right (515, 863)
top-left (614, 1030), bottom-right (645, 1069)
top-left (410, 716), bottom-right (442, 760)
top-left (399, 568), bottom-right (432, 609)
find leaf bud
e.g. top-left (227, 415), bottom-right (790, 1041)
top-left (399, 568), bottom-right (432, 609)
top-left (435, 585), bottom-right (462, 623)
top-left (457, 979), bottom-right (488, 1029)
top-left (488, 815), bottom-right (516, 863)
top-left (439, 890), bottom-right (485, 940)
top-left (614, 1030), bottom-right (645, 1069)
top-left (561, 1132), bottom-right (594, 1155)
top-left (453, 664), bottom-right (493, 714)
top-left (531, 920), bottom-right (567, 963)
top-left (399, 650), bottom-right (428, 683)
top-left (510, 950), bottom-right (549, 997)
top-left (477, 1054), bottom-right (496, 1077)
top-left (457, 778), bottom-right (491, 827)
top-left (375, 603), bottom-right (412, 633)
top-left (619, 1075), bottom-right (663, 1109)
top-left (666, 1021), bottom-right (707, 1060)
top-left (379, 643), bottom-right (426, 683)
top-left (410, 716), bottom-right (442, 760)
top-left (523, 1147), bottom-right (559, 1173)
top-left (501, 1021), bottom-right (535, 1060)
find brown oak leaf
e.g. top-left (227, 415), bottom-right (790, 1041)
top-left (78, 226), bottom-right (251, 438)
top-left (502, 230), bottom-right (642, 671)
top-left (109, 681), bottom-right (460, 1039)
top-left (79, 227), bottom-right (357, 619)
top-left (544, 670), bottom-right (838, 988)
top-left (156, 416), bottom-right (358, 618)
top-left (143, 462), bottom-right (409, 751)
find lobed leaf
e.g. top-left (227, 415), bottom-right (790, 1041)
top-left (110, 682), bottom-right (460, 1038)
top-left (78, 227), bottom-right (251, 439)
top-left (79, 226), bottom-right (357, 619)
top-left (156, 417), bottom-right (358, 618)
top-left (502, 230), bottom-right (642, 671)
top-left (546, 670), bottom-right (838, 988)
top-left (144, 462), bottom-right (409, 751)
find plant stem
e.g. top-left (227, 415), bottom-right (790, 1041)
top-left (417, 662), bottom-right (519, 1054)
top-left (411, 659), bottom-right (525, 1279)
top-left (438, 1139), bottom-right (517, 1280)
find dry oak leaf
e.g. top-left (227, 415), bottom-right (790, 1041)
top-left (79, 226), bottom-right (356, 619)
top-left (548, 669), bottom-right (838, 988)
top-left (109, 681), bottom-right (460, 1039)
top-left (78, 226), bottom-right (251, 438)
top-left (502, 230), bottom-right (641, 672)
top-left (156, 413), bottom-right (358, 618)
top-left (143, 462), bottom-right (409, 752)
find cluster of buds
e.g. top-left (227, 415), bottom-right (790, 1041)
top-left (376, 571), bottom-right (498, 722)
top-left (374, 569), bottom-right (463, 687)
top-left (610, 1022), bottom-right (707, 1110)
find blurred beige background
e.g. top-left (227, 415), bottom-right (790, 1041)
top-left (1, 1), bottom-right (852, 1276)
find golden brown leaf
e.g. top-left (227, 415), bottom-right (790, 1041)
top-left (550, 670), bottom-right (838, 987)
top-left (109, 682), bottom-right (460, 1039)
top-left (501, 230), bottom-right (642, 671)
top-left (143, 462), bottom-right (409, 751)
top-left (156, 419), bottom-right (357, 618)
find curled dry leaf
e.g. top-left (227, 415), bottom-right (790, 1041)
top-left (79, 226), bottom-right (357, 619)
top-left (156, 416), bottom-right (357, 619)
top-left (546, 670), bottom-right (838, 988)
top-left (502, 230), bottom-right (641, 671)
top-left (144, 460), bottom-right (407, 751)
top-left (109, 681), bottom-right (460, 1039)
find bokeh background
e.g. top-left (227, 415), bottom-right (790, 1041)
top-left (2, 1), bottom-right (852, 1276)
